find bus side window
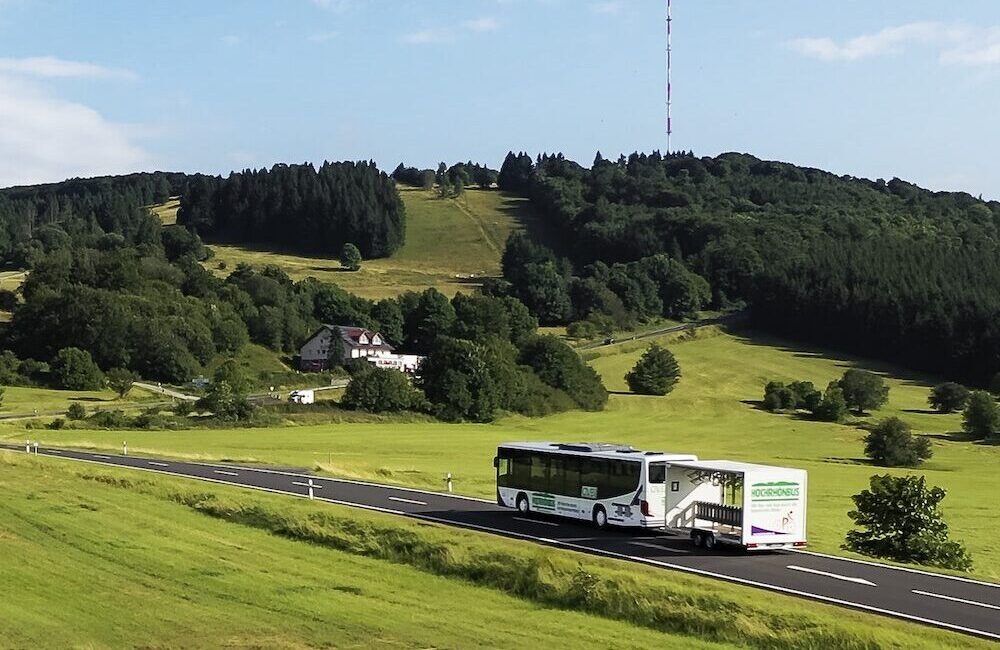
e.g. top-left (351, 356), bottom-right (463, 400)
top-left (563, 457), bottom-right (581, 497)
top-left (529, 453), bottom-right (550, 493)
top-left (648, 462), bottom-right (666, 484)
top-left (580, 457), bottom-right (609, 499)
top-left (496, 456), bottom-right (511, 487)
top-left (511, 451), bottom-right (532, 490)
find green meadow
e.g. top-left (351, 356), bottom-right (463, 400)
top-left (0, 452), bottom-right (985, 649)
top-left (0, 384), bottom-right (158, 418)
top-left (200, 188), bottom-right (530, 300)
top-left (11, 327), bottom-right (1000, 580)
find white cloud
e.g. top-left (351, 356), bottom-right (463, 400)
top-left (308, 30), bottom-right (340, 43)
top-left (464, 16), bottom-right (500, 33)
top-left (0, 74), bottom-right (149, 187)
top-left (402, 28), bottom-right (453, 45)
top-left (591, 1), bottom-right (624, 15)
top-left (787, 22), bottom-right (1000, 67)
top-left (0, 56), bottom-right (137, 80)
top-left (309, 0), bottom-right (365, 11)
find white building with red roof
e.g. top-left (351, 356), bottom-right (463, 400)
top-left (299, 325), bottom-right (394, 371)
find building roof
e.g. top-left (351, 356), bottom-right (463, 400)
top-left (304, 324), bottom-right (394, 351)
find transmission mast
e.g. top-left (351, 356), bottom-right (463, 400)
top-left (666, 0), bottom-right (673, 153)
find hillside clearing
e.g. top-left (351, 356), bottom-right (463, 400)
top-left (197, 188), bottom-right (531, 299)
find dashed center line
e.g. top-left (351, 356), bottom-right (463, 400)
top-left (387, 496), bottom-right (427, 506)
top-left (512, 517), bottom-right (559, 526)
top-left (630, 541), bottom-right (690, 554)
top-left (92, 455), bottom-right (111, 460)
top-left (148, 462), bottom-right (169, 467)
top-left (913, 590), bottom-right (1000, 611)
top-left (787, 565), bottom-right (877, 587)
top-left (213, 470), bottom-right (239, 476)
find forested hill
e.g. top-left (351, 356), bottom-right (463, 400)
top-left (497, 151), bottom-right (1000, 383)
top-left (177, 162), bottom-right (405, 259)
top-left (0, 172), bottom-right (194, 266)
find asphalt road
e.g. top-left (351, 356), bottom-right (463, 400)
top-left (4, 442), bottom-right (999, 641)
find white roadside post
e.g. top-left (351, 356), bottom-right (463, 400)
top-left (33, 441), bottom-right (38, 455)
top-left (445, 472), bottom-right (453, 493)
top-left (122, 441), bottom-right (127, 456)
top-left (292, 478), bottom-right (322, 500)
top-left (25, 440), bottom-right (29, 453)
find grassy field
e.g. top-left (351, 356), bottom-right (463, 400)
top-left (0, 384), bottom-right (158, 417)
top-left (200, 188), bottom-right (530, 299)
top-left (149, 197), bottom-right (180, 225)
top-left (11, 327), bottom-right (1000, 579)
top-left (0, 452), bottom-right (985, 649)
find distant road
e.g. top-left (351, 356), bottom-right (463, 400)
top-left (4, 442), bottom-right (998, 642)
top-left (577, 312), bottom-right (745, 350)
top-left (134, 382), bottom-right (198, 401)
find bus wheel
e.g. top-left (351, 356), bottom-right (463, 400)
top-left (592, 506), bottom-right (608, 529)
top-left (516, 493), bottom-right (530, 515)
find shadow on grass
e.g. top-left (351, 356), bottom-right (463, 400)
top-left (923, 431), bottom-right (1000, 445)
top-left (822, 456), bottom-right (872, 466)
top-left (902, 408), bottom-right (944, 415)
top-left (728, 326), bottom-right (944, 389)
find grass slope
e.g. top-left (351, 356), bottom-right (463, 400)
top-left (18, 328), bottom-right (1000, 580)
top-left (1, 384), bottom-right (157, 417)
top-left (200, 188), bottom-right (531, 299)
top-left (0, 452), bottom-right (984, 649)
top-left (149, 197), bottom-right (180, 225)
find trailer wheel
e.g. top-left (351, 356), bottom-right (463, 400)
top-left (704, 533), bottom-right (716, 550)
top-left (691, 531), bottom-right (704, 548)
top-left (592, 505), bottom-right (608, 529)
top-left (516, 493), bottom-right (530, 515)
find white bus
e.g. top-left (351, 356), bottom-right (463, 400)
top-left (494, 442), bottom-right (697, 528)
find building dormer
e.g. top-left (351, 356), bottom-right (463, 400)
top-left (372, 333), bottom-right (382, 345)
top-left (358, 332), bottom-right (369, 345)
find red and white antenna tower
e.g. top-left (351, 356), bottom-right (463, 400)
top-left (666, 0), bottom-right (673, 153)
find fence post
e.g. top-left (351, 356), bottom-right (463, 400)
top-left (445, 472), bottom-right (453, 493)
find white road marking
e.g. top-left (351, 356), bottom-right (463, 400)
top-left (47, 450), bottom-right (62, 454)
top-left (630, 541), bottom-right (690, 554)
top-left (913, 590), bottom-right (1000, 611)
top-left (388, 496), bottom-right (427, 506)
top-left (787, 565), bottom-right (877, 587)
top-left (17, 447), bottom-right (1000, 642)
top-left (789, 549), bottom-right (1000, 590)
top-left (213, 470), bottom-right (238, 476)
top-left (512, 516), bottom-right (558, 526)
top-left (92, 455), bottom-right (111, 460)
top-left (148, 462), bottom-right (169, 467)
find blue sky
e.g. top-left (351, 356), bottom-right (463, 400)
top-left (1, 0), bottom-right (999, 197)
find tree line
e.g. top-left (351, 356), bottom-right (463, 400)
top-left (0, 171), bottom-right (193, 268)
top-left (178, 161), bottom-right (405, 259)
top-left (497, 149), bottom-right (1000, 384)
top-left (1, 215), bottom-right (606, 422)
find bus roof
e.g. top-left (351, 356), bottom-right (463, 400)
top-left (499, 441), bottom-right (697, 462)
top-left (665, 459), bottom-right (805, 474)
